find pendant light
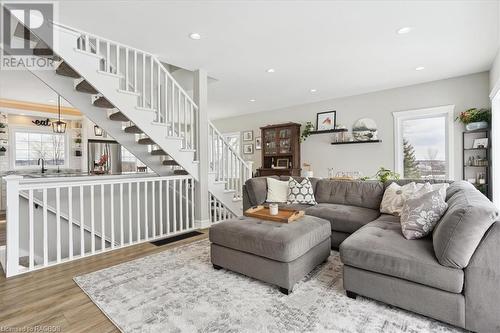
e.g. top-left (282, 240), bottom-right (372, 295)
top-left (52, 95), bottom-right (66, 133)
top-left (94, 125), bottom-right (103, 136)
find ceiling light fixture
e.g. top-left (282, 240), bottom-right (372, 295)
top-left (397, 27), bottom-right (413, 34)
top-left (310, 89), bottom-right (317, 93)
top-left (249, 99), bottom-right (256, 102)
top-left (48, 99), bottom-right (55, 103)
top-left (52, 95), bottom-right (66, 134)
top-left (415, 66), bottom-right (425, 71)
top-left (266, 68), bottom-right (275, 73)
top-left (189, 33), bottom-right (201, 40)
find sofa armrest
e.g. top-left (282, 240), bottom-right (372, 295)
top-left (464, 221), bottom-right (500, 332)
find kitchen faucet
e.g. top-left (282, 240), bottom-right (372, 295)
top-left (38, 158), bottom-right (47, 173)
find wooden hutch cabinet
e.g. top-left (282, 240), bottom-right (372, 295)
top-left (257, 122), bottom-right (301, 177)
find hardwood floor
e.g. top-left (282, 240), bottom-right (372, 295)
top-left (0, 230), bottom-right (208, 332)
top-left (0, 221), bottom-right (5, 247)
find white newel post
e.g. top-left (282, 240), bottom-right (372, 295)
top-left (4, 175), bottom-right (22, 277)
top-left (194, 69), bottom-right (210, 228)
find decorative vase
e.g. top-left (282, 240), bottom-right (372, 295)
top-left (465, 121), bottom-right (488, 131)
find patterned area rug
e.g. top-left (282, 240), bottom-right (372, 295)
top-left (74, 239), bottom-right (465, 333)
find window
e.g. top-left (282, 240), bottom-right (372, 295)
top-left (121, 146), bottom-right (138, 172)
top-left (13, 130), bottom-right (66, 168)
top-left (393, 105), bottom-right (454, 180)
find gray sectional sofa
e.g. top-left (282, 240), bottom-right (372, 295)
top-left (242, 176), bottom-right (500, 332)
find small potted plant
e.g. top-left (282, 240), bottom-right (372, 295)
top-left (300, 121), bottom-right (314, 142)
top-left (0, 146), bottom-right (6, 156)
top-left (456, 108), bottom-right (491, 131)
top-left (375, 167), bottom-right (400, 183)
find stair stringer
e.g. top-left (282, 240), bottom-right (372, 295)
top-left (46, 24), bottom-right (199, 179)
top-left (27, 67), bottom-right (170, 175)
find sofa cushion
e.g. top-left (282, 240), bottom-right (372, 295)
top-left (209, 215), bottom-right (331, 262)
top-left (266, 177), bottom-right (289, 203)
top-left (305, 203), bottom-right (380, 233)
top-left (340, 220), bottom-right (464, 293)
top-left (279, 176), bottom-right (320, 192)
top-left (287, 177), bottom-right (317, 205)
top-left (314, 180), bottom-right (384, 210)
top-left (245, 176), bottom-right (278, 206)
top-left (433, 181), bottom-right (500, 269)
top-left (375, 214), bottom-right (400, 223)
top-left (400, 190), bottom-right (448, 240)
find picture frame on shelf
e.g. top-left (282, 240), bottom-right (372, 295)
top-left (243, 130), bottom-right (253, 141)
top-left (243, 143), bottom-right (254, 154)
top-left (275, 158), bottom-right (289, 169)
top-left (316, 111), bottom-right (336, 131)
top-left (472, 138), bottom-right (489, 149)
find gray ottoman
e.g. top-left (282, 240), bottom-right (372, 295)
top-left (209, 215), bottom-right (331, 294)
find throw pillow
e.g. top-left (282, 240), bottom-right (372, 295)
top-left (412, 182), bottom-right (449, 201)
top-left (380, 182), bottom-right (418, 216)
top-left (287, 178), bottom-right (317, 205)
top-left (400, 190), bottom-right (448, 240)
top-left (266, 177), bottom-right (289, 203)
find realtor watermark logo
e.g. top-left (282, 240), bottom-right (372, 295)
top-left (1, 1), bottom-right (56, 70)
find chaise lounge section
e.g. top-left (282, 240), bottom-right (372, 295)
top-left (242, 176), bottom-right (500, 332)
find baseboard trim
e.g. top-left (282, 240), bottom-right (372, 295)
top-left (195, 219), bottom-right (211, 229)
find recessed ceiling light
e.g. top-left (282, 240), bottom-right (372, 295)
top-left (249, 99), bottom-right (256, 102)
top-left (266, 68), bottom-right (275, 73)
top-left (415, 66), bottom-right (425, 71)
top-left (310, 89), bottom-right (317, 93)
top-left (48, 99), bottom-right (55, 103)
top-left (189, 33), bottom-right (201, 40)
top-left (397, 27), bottom-right (413, 34)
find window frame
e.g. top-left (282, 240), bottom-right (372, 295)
top-left (9, 126), bottom-right (70, 170)
top-left (393, 105), bottom-right (455, 180)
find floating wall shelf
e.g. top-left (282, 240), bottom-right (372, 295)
top-left (331, 140), bottom-right (382, 145)
top-left (309, 128), bottom-right (348, 135)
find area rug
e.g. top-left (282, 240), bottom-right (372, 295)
top-left (74, 239), bottom-right (465, 333)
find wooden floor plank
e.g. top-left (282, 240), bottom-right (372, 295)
top-left (0, 230), bottom-right (208, 332)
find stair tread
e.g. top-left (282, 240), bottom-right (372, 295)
top-left (151, 149), bottom-right (168, 156)
top-left (138, 137), bottom-right (155, 145)
top-left (56, 62), bottom-right (80, 78)
top-left (162, 160), bottom-right (179, 166)
top-left (109, 112), bottom-right (128, 121)
top-left (93, 96), bottom-right (114, 108)
top-left (75, 80), bottom-right (98, 94)
top-left (124, 125), bottom-right (142, 134)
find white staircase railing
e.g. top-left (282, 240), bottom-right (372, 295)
top-left (54, 22), bottom-right (199, 154)
top-left (209, 121), bottom-right (253, 200)
top-left (3, 174), bottom-right (195, 277)
top-left (209, 192), bottom-right (236, 223)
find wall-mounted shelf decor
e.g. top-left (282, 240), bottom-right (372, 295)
top-left (309, 128), bottom-right (348, 135)
top-left (331, 140), bottom-right (382, 145)
top-left (462, 128), bottom-right (491, 199)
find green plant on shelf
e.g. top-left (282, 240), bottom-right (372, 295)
top-left (300, 121), bottom-right (314, 143)
top-left (456, 108), bottom-right (491, 124)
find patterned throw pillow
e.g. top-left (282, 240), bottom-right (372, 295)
top-left (400, 190), bottom-right (448, 240)
top-left (287, 178), bottom-right (317, 205)
top-left (380, 182), bottom-right (419, 216)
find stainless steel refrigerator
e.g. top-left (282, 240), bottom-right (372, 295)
top-left (88, 139), bottom-right (122, 174)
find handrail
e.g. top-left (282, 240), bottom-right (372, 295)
top-left (51, 21), bottom-right (198, 108)
top-left (209, 121), bottom-right (251, 168)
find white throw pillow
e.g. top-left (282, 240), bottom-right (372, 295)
top-left (380, 182), bottom-right (419, 216)
top-left (287, 178), bottom-right (317, 205)
top-left (266, 178), bottom-right (289, 203)
top-left (412, 182), bottom-right (449, 201)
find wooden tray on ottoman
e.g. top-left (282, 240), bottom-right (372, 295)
top-left (244, 205), bottom-right (305, 223)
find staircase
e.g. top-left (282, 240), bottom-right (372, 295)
top-left (10, 19), bottom-right (251, 215)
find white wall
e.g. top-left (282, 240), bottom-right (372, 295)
top-left (213, 72), bottom-right (490, 180)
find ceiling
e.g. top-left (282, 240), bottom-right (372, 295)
top-left (1, 1), bottom-right (499, 119)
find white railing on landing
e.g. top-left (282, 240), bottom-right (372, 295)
top-left (209, 192), bottom-right (236, 223)
top-left (3, 174), bottom-right (195, 278)
top-left (53, 22), bottom-right (199, 154)
top-left (208, 121), bottom-right (253, 200)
